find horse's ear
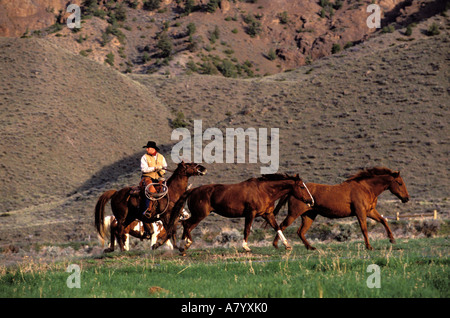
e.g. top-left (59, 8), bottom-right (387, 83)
top-left (294, 173), bottom-right (299, 179)
top-left (392, 171), bottom-right (400, 178)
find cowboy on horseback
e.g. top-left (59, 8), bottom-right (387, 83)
top-left (140, 141), bottom-right (167, 214)
top-left (139, 141), bottom-right (167, 239)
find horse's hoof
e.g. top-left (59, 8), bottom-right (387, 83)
top-left (285, 245), bottom-right (292, 251)
top-left (306, 246), bottom-right (316, 251)
top-left (103, 248), bottom-right (114, 253)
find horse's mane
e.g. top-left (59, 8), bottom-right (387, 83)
top-left (254, 173), bottom-right (299, 182)
top-left (345, 167), bottom-right (395, 183)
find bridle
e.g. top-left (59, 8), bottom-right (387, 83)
top-left (302, 182), bottom-right (315, 207)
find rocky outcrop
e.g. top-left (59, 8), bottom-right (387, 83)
top-left (0, 0), bottom-right (82, 37)
top-left (0, 0), bottom-right (446, 75)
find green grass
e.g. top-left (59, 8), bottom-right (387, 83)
top-left (1, 238), bottom-right (448, 298)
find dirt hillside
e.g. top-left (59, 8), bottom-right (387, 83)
top-left (0, 37), bottom-right (172, 212)
top-left (0, 9), bottom-right (448, 254)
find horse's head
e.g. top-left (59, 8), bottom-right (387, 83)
top-left (178, 161), bottom-right (207, 177)
top-left (292, 174), bottom-right (314, 206)
top-left (388, 171), bottom-right (409, 203)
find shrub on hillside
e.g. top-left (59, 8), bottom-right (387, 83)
top-left (206, 0), bottom-right (220, 13)
top-left (331, 43), bottom-right (341, 54)
top-left (217, 59), bottom-right (237, 78)
top-left (105, 52), bottom-right (114, 66)
top-left (427, 23), bottom-right (440, 36)
top-left (187, 22), bottom-right (196, 36)
top-left (143, 0), bottom-right (161, 11)
top-left (156, 32), bottom-right (173, 58)
top-left (278, 11), bottom-right (289, 24)
top-left (243, 14), bottom-right (262, 37)
top-left (171, 111), bottom-right (188, 129)
top-left (382, 24), bottom-right (395, 33)
top-left (200, 61), bottom-right (219, 75)
top-left (267, 48), bottom-right (277, 61)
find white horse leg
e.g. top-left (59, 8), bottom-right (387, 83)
top-left (124, 234), bottom-right (130, 251)
top-left (277, 230), bottom-right (291, 250)
top-left (242, 240), bottom-right (251, 252)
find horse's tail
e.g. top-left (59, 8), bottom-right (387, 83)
top-left (97, 215), bottom-right (114, 248)
top-left (95, 190), bottom-right (117, 241)
top-left (166, 188), bottom-right (194, 237)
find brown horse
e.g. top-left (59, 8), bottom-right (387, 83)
top-left (272, 167), bottom-right (410, 250)
top-left (95, 161), bottom-right (207, 252)
top-left (170, 174), bottom-right (314, 254)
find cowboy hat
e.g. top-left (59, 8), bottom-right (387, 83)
top-left (142, 141), bottom-right (160, 151)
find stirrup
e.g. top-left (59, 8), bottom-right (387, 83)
top-left (143, 209), bottom-right (152, 218)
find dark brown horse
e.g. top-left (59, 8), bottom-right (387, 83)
top-left (95, 161), bottom-right (207, 252)
top-left (170, 174), bottom-right (314, 254)
top-left (272, 167), bottom-right (410, 250)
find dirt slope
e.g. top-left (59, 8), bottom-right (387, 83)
top-left (0, 37), bottom-right (171, 212)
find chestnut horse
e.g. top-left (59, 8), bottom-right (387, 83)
top-left (95, 161), bottom-right (206, 252)
top-left (272, 167), bottom-right (410, 250)
top-left (170, 174), bottom-right (314, 255)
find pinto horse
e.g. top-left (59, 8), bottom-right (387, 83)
top-left (170, 174), bottom-right (314, 255)
top-left (99, 209), bottom-right (191, 252)
top-left (99, 216), bottom-right (173, 251)
top-left (272, 167), bottom-right (410, 250)
top-left (95, 161), bottom-right (206, 252)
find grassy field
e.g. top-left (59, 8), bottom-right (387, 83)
top-left (1, 237), bottom-right (448, 298)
